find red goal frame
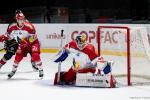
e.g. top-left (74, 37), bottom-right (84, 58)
top-left (97, 26), bottom-right (131, 86)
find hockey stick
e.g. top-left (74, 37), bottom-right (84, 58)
top-left (57, 29), bottom-right (64, 84)
top-left (0, 48), bottom-right (4, 51)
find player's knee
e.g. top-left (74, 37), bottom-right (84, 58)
top-left (32, 52), bottom-right (41, 62)
top-left (14, 53), bottom-right (24, 63)
top-left (4, 53), bottom-right (14, 60)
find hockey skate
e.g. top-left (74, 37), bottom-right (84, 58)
top-left (39, 70), bottom-right (44, 79)
top-left (31, 62), bottom-right (39, 71)
top-left (8, 70), bottom-right (16, 79)
top-left (0, 64), bottom-right (2, 70)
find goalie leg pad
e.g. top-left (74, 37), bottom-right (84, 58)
top-left (54, 71), bottom-right (66, 85)
top-left (75, 73), bottom-right (114, 88)
top-left (63, 68), bottom-right (76, 84)
top-left (54, 68), bottom-right (77, 85)
top-left (78, 68), bottom-right (96, 73)
top-left (103, 62), bottom-right (112, 74)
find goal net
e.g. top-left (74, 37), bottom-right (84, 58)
top-left (97, 26), bottom-right (150, 86)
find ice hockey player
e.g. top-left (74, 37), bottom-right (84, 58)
top-left (0, 24), bottom-right (37, 71)
top-left (53, 34), bottom-right (116, 87)
top-left (0, 10), bottom-right (43, 79)
top-left (0, 34), bottom-right (18, 69)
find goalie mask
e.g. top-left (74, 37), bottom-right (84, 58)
top-left (75, 34), bottom-right (87, 50)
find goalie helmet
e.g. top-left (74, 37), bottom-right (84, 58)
top-left (75, 34), bottom-right (87, 50)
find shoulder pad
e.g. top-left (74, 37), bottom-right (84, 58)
top-left (24, 22), bottom-right (35, 30)
top-left (8, 23), bottom-right (16, 29)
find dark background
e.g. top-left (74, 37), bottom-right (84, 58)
top-left (0, 0), bottom-right (149, 23)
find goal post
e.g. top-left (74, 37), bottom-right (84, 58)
top-left (97, 25), bottom-right (150, 86)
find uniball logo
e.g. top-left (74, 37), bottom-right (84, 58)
top-left (46, 33), bottom-right (65, 39)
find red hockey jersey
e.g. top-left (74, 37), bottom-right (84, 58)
top-left (6, 22), bottom-right (38, 44)
top-left (65, 40), bottom-right (98, 61)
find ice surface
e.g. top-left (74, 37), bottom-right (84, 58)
top-left (0, 52), bottom-right (150, 100)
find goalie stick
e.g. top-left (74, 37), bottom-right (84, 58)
top-left (57, 29), bottom-right (64, 84)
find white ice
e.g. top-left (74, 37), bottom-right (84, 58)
top-left (0, 52), bottom-right (150, 100)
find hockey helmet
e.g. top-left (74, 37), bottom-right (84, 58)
top-left (15, 10), bottom-right (25, 20)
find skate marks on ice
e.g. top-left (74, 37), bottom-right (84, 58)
top-left (33, 79), bottom-right (103, 89)
top-left (0, 71), bottom-right (42, 80)
top-left (0, 71), bottom-right (35, 74)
